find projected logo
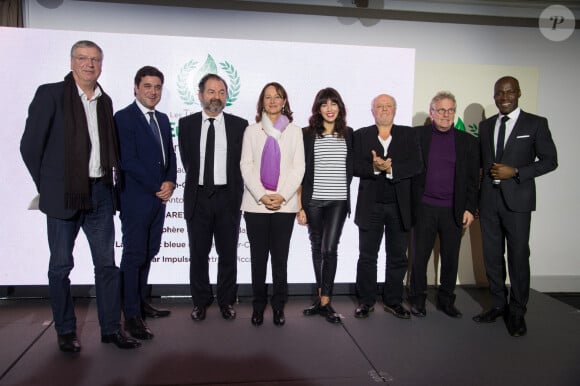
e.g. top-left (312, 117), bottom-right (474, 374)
top-left (177, 54), bottom-right (241, 107)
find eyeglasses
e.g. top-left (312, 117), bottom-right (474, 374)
top-left (434, 108), bottom-right (456, 115)
top-left (72, 56), bottom-right (102, 64)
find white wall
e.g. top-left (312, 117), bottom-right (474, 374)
top-left (21, 0), bottom-right (580, 291)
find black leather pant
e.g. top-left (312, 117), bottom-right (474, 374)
top-left (305, 200), bottom-right (348, 297)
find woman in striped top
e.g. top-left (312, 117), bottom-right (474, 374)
top-left (298, 88), bottom-right (353, 324)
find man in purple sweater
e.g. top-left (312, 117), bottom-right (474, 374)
top-left (408, 91), bottom-right (479, 318)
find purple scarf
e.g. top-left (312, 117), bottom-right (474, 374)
top-left (260, 113), bottom-right (289, 190)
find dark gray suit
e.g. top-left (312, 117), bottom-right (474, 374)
top-left (479, 109), bottom-right (557, 315)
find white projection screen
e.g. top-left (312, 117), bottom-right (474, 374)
top-left (0, 27), bottom-right (415, 285)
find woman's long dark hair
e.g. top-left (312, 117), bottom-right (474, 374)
top-left (255, 82), bottom-right (294, 123)
top-left (307, 87), bottom-right (347, 138)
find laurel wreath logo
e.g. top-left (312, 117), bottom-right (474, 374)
top-left (177, 57), bottom-right (240, 107)
top-left (220, 62), bottom-right (240, 106)
top-left (177, 60), bottom-right (198, 106)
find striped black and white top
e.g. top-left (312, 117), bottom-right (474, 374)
top-left (312, 134), bottom-right (347, 201)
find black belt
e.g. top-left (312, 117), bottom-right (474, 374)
top-left (89, 177), bottom-right (103, 184)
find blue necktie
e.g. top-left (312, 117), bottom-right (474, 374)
top-left (148, 111), bottom-right (164, 165)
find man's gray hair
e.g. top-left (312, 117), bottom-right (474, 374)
top-left (70, 40), bottom-right (103, 57)
top-left (430, 91), bottom-right (456, 111)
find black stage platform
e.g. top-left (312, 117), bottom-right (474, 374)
top-left (0, 287), bottom-right (578, 386)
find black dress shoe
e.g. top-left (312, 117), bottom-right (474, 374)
top-left (125, 317), bottom-right (154, 340)
top-left (191, 305), bottom-right (207, 321)
top-left (273, 310), bottom-right (285, 326)
top-left (410, 304), bottom-right (427, 317)
top-left (251, 310), bottom-right (264, 326)
top-left (354, 304), bottom-right (374, 319)
top-left (319, 304), bottom-right (341, 324)
top-left (141, 302), bottom-right (171, 319)
top-left (101, 330), bottom-right (141, 349)
top-left (58, 332), bottom-right (81, 353)
top-left (507, 315), bottom-right (527, 337)
top-left (303, 300), bottom-right (321, 316)
top-left (221, 305), bottom-right (237, 320)
top-left (383, 303), bottom-right (411, 319)
top-left (437, 303), bottom-right (462, 318)
top-left (472, 307), bottom-right (505, 323)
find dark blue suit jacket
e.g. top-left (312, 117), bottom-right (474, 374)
top-left (114, 102), bottom-right (177, 216)
top-left (479, 110), bottom-right (557, 213)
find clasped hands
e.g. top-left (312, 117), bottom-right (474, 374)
top-left (371, 150), bottom-right (392, 174)
top-left (490, 163), bottom-right (517, 180)
top-left (260, 193), bottom-right (285, 211)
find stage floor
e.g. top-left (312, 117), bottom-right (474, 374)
top-left (0, 287), bottom-right (578, 386)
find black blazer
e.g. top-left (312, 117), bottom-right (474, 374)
top-left (20, 81), bottom-right (116, 220)
top-left (353, 124), bottom-right (423, 231)
top-left (301, 126), bottom-right (354, 214)
top-left (413, 125), bottom-right (479, 227)
top-left (479, 110), bottom-right (558, 213)
top-left (178, 111), bottom-right (248, 220)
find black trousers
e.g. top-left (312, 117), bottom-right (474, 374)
top-left (356, 202), bottom-right (409, 306)
top-left (305, 200), bottom-right (348, 297)
top-left (480, 188), bottom-right (531, 316)
top-left (409, 203), bottom-right (463, 307)
top-left (244, 212), bottom-right (295, 312)
top-left (187, 188), bottom-right (241, 308)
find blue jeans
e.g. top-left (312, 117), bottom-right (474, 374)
top-left (46, 180), bottom-right (121, 336)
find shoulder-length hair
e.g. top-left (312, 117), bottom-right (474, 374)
top-left (307, 87), bottom-right (347, 138)
top-left (255, 82), bottom-right (294, 123)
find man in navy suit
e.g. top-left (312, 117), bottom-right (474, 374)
top-left (178, 74), bottom-right (248, 321)
top-left (20, 40), bottom-right (140, 352)
top-left (353, 94), bottom-right (423, 320)
top-left (473, 76), bottom-right (558, 337)
top-left (409, 91), bottom-right (479, 319)
top-left (115, 66), bottom-right (177, 340)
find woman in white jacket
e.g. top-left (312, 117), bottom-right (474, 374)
top-left (240, 82), bottom-right (305, 327)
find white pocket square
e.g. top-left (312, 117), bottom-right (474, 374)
top-left (516, 135), bottom-right (530, 138)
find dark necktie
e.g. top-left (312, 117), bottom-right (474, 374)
top-left (203, 118), bottom-right (215, 196)
top-left (495, 115), bottom-right (510, 162)
top-left (148, 112), bottom-right (164, 165)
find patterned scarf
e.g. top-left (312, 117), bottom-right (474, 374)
top-left (260, 112), bottom-right (289, 191)
top-left (63, 72), bottom-right (119, 209)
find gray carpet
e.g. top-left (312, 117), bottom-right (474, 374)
top-left (0, 288), bottom-right (578, 386)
